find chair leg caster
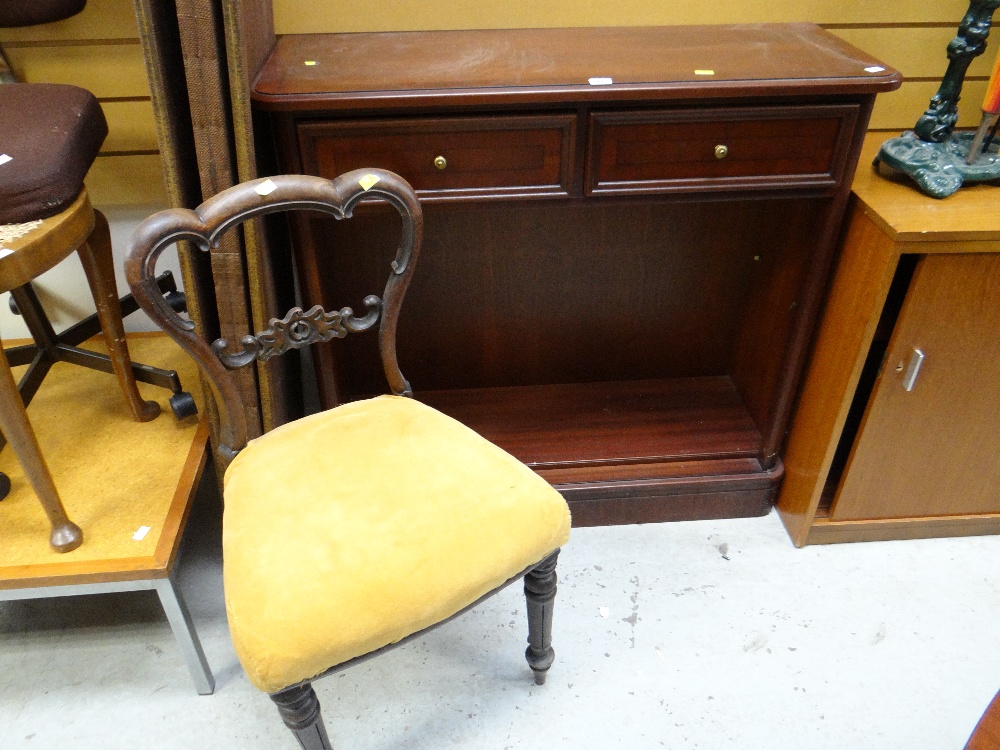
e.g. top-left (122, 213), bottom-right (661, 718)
top-left (163, 290), bottom-right (186, 313)
top-left (169, 391), bottom-right (198, 420)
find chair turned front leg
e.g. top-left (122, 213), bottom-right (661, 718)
top-left (271, 683), bottom-right (333, 750)
top-left (524, 549), bottom-right (560, 685)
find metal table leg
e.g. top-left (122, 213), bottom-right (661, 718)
top-left (154, 573), bottom-right (215, 695)
top-left (0, 575), bottom-right (215, 695)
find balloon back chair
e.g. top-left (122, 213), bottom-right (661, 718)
top-left (125, 169), bottom-right (571, 749)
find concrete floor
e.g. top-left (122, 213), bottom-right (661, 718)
top-left (1, 474), bottom-right (998, 749)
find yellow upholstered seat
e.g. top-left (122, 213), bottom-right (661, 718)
top-left (224, 395), bottom-right (571, 694)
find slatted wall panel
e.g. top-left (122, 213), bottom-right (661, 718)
top-left (0, 0), bottom-right (167, 206)
top-left (272, 0), bottom-right (1000, 133)
top-left (3, 0), bottom-right (998, 202)
top-left (831, 24), bottom-right (997, 130)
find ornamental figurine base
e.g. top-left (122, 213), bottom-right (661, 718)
top-left (875, 131), bottom-right (1000, 198)
top-left (875, 0), bottom-right (1000, 198)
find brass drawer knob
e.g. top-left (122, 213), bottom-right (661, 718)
top-left (433, 155), bottom-right (447, 170)
top-left (715, 144), bottom-right (729, 159)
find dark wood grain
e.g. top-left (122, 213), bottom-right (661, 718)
top-left (301, 114), bottom-right (576, 200)
top-left (565, 485), bottom-right (778, 527)
top-left (418, 376), bottom-right (761, 469)
top-left (418, 376), bottom-right (783, 526)
top-left (252, 24), bottom-right (900, 111)
top-left (256, 24), bottom-right (895, 525)
top-left (305, 198), bottom-right (819, 399)
top-left (588, 105), bottom-right (856, 195)
top-left (126, 170), bottom-right (423, 464)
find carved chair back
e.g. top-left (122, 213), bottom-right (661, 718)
top-left (125, 170), bottom-right (422, 466)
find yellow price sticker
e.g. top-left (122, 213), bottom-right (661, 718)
top-left (359, 174), bottom-right (380, 191)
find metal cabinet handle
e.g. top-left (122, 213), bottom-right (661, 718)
top-left (433, 155), bottom-right (447, 170)
top-left (715, 144), bottom-right (729, 159)
top-left (902, 348), bottom-right (925, 392)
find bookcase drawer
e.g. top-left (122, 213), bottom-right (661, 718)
top-left (299, 114), bottom-right (576, 201)
top-left (587, 105), bottom-right (858, 195)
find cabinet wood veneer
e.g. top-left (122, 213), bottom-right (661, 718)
top-left (253, 25), bottom-right (899, 526)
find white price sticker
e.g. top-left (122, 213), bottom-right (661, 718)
top-left (255, 179), bottom-right (278, 196)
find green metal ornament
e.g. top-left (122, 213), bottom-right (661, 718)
top-left (875, 0), bottom-right (1000, 198)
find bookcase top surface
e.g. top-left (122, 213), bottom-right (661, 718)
top-left (253, 23), bottom-right (900, 110)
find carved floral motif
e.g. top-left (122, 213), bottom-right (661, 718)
top-left (212, 298), bottom-right (381, 368)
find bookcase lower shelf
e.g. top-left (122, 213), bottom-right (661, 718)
top-left (418, 376), bottom-right (782, 526)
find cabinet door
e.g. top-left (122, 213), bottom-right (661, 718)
top-left (831, 253), bottom-right (1000, 521)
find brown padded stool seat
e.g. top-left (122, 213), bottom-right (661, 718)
top-left (0, 0), bottom-right (86, 27)
top-left (0, 83), bottom-right (107, 225)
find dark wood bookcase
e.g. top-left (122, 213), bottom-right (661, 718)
top-left (252, 24), bottom-right (900, 526)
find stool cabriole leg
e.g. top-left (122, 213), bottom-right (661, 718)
top-left (77, 210), bottom-right (160, 422)
top-left (0, 345), bottom-right (82, 552)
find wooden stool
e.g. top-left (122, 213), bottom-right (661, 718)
top-left (0, 190), bottom-right (160, 552)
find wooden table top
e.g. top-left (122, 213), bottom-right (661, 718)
top-left (0, 335), bottom-right (207, 589)
top-left (855, 134), bottom-right (1000, 243)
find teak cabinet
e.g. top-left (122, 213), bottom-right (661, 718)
top-left (252, 25), bottom-right (900, 526)
top-left (778, 136), bottom-right (1000, 545)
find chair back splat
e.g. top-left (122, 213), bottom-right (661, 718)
top-left (125, 170), bottom-right (422, 465)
